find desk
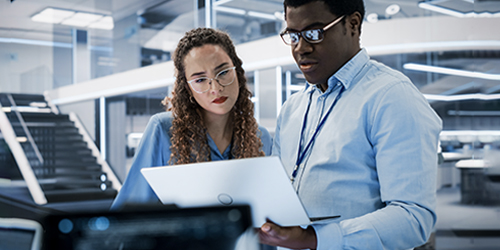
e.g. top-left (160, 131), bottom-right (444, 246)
top-left (438, 153), bottom-right (471, 189)
top-left (455, 159), bottom-right (488, 204)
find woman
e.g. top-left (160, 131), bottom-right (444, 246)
top-left (111, 28), bottom-right (272, 210)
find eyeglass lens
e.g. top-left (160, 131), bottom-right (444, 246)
top-left (189, 67), bottom-right (236, 93)
top-left (283, 29), bottom-right (322, 45)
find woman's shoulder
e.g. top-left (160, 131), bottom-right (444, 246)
top-left (257, 125), bottom-right (273, 155)
top-left (257, 125), bottom-right (271, 138)
top-left (149, 111), bottom-right (174, 127)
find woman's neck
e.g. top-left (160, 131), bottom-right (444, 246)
top-left (204, 112), bottom-right (233, 154)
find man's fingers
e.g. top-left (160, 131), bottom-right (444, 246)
top-left (259, 224), bottom-right (281, 246)
top-left (261, 223), bottom-right (277, 236)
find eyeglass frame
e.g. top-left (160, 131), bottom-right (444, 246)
top-left (280, 15), bottom-right (345, 45)
top-left (187, 66), bottom-right (237, 94)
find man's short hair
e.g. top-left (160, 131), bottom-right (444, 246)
top-left (284, 0), bottom-right (365, 30)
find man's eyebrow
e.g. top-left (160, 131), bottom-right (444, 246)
top-left (286, 22), bottom-right (325, 32)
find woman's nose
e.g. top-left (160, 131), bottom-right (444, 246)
top-left (209, 79), bottom-right (224, 93)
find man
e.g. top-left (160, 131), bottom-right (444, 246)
top-left (259, 0), bottom-right (442, 249)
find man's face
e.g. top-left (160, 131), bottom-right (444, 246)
top-left (285, 1), bottom-right (359, 88)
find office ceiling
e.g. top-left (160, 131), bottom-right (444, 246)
top-left (0, 0), bottom-right (479, 46)
top-left (1, 0), bottom-right (500, 98)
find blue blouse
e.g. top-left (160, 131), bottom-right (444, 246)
top-left (111, 112), bottom-right (272, 210)
top-left (273, 49), bottom-right (442, 250)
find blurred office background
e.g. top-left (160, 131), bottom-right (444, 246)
top-left (1, 0), bottom-right (500, 249)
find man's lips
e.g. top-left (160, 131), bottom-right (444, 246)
top-left (213, 96), bottom-right (228, 104)
top-left (299, 61), bottom-right (318, 72)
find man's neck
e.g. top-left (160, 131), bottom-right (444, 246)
top-left (318, 82), bottom-right (328, 93)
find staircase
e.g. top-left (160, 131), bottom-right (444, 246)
top-left (0, 93), bottom-right (120, 204)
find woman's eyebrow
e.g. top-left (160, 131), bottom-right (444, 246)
top-left (214, 62), bottom-right (230, 71)
top-left (190, 71), bottom-right (206, 78)
top-left (189, 62), bottom-right (231, 78)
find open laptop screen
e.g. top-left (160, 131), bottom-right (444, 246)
top-left (0, 228), bottom-right (36, 250)
top-left (0, 218), bottom-right (43, 250)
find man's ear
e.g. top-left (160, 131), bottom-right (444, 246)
top-left (347, 12), bottom-right (362, 36)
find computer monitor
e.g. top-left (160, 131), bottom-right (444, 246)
top-left (0, 218), bottom-right (43, 250)
top-left (42, 205), bottom-right (257, 250)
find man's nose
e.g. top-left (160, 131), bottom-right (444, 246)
top-left (294, 36), bottom-right (313, 54)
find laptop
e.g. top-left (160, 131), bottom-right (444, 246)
top-left (141, 156), bottom-right (312, 227)
top-left (42, 205), bottom-right (257, 250)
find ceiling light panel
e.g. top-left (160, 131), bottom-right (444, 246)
top-left (61, 12), bottom-right (103, 27)
top-left (88, 16), bottom-right (114, 30)
top-left (31, 7), bottom-right (113, 30)
top-left (31, 8), bottom-right (75, 23)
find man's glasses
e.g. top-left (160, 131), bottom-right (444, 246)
top-left (187, 66), bottom-right (237, 93)
top-left (280, 15), bottom-right (345, 45)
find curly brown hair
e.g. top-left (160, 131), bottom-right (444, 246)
top-left (163, 28), bottom-right (265, 165)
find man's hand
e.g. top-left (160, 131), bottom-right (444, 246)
top-left (258, 220), bottom-right (317, 249)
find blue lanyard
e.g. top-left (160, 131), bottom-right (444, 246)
top-left (291, 85), bottom-right (345, 182)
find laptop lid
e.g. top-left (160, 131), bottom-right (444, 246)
top-left (141, 156), bottom-right (311, 227)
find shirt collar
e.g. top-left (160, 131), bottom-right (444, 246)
top-left (207, 133), bottom-right (232, 159)
top-left (305, 48), bottom-right (370, 95)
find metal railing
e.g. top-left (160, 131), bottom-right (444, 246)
top-left (5, 94), bottom-right (44, 166)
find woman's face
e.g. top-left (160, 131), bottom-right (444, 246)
top-left (184, 44), bottom-right (239, 119)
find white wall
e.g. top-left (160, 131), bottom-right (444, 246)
top-left (0, 43), bottom-right (54, 94)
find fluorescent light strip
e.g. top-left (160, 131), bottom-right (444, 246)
top-left (0, 37), bottom-right (72, 48)
top-left (418, 2), bottom-right (467, 18)
top-left (418, 1), bottom-right (500, 18)
top-left (365, 40), bottom-right (500, 55)
top-left (441, 130), bottom-right (500, 136)
top-left (403, 63), bottom-right (500, 81)
top-left (214, 0), bottom-right (234, 6)
top-left (0, 37), bottom-right (113, 52)
top-left (215, 6), bottom-right (279, 20)
top-left (215, 6), bottom-right (246, 15)
top-left (423, 93), bottom-right (500, 101)
top-left (448, 110), bottom-right (500, 116)
top-left (248, 11), bottom-right (279, 20)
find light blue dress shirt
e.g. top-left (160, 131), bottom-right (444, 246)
top-left (111, 111), bottom-right (272, 210)
top-left (273, 48), bottom-right (442, 250)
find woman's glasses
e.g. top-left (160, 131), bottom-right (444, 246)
top-left (280, 15), bottom-right (345, 45)
top-left (188, 66), bottom-right (237, 93)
